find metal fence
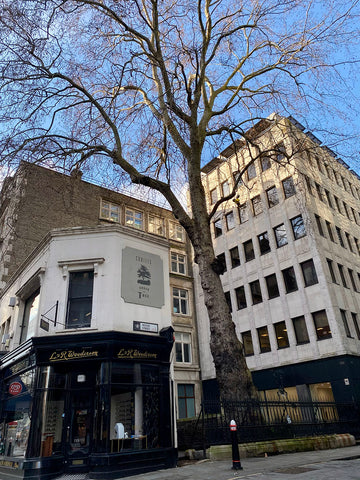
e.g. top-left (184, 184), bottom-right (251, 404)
top-left (177, 399), bottom-right (360, 451)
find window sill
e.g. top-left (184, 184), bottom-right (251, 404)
top-left (56, 327), bottom-right (98, 333)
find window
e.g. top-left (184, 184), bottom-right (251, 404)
top-left (304, 175), bottom-right (313, 195)
top-left (265, 273), bottom-right (280, 299)
top-left (258, 232), bottom-right (270, 255)
top-left (355, 238), bottom-right (360, 255)
top-left (300, 259), bottom-right (318, 287)
top-left (274, 321), bottom-right (289, 349)
top-left (20, 289), bottom-right (40, 343)
top-left (250, 280), bottom-right (263, 304)
top-left (171, 252), bottom-right (186, 275)
top-left (325, 221), bottom-right (335, 242)
top-left (257, 326), bottom-right (271, 353)
top-left (148, 214), bottom-right (165, 236)
top-left (125, 208), bottom-right (143, 229)
top-left (335, 227), bottom-right (344, 247)
top-left (217, 253), bottom-right (227, 274)
top-left (214, 219), bottom-right (223, 237)
top-left (338, 264), bottom-right (348, 288)
top-left (312, 310), bottom-right (331, 340)
top-left (178, 384), bottom-right (195, 419)
top-left (315, 155), bottom-right (322, 172)
top-left (266, 186), bottom-right (279, 208)
top-left (343, 202), bottom-right (351, 220)
top-left (210, 188), bottom-right (218, 204)
top-left (348, 269), bottom-right (358, 291)
top-left (229, 246), bottom-right (240, 268)
top-left (100, 199), bottom-right (120, 222)
top-left (326, 258), bottom-right (337, 283)
top-left (334, 196), bottom-right (342, 214)
top-left (282, 266), bottom-right (298, 293)
top-left (324, 190), bottom-right (333, 208)
top-left (274, 224), bottom-right (288, 247)
top-left (325, 164), bottom-right (332, 179)
top-left (247, 162), bottom-right (256, 180)
top-left (251, 195), bottom-right (263, 216)
top-left (175, 332), bottom-right (192, 363)
top-left (345, 233), bottom-right (353, 252)
top-left (221, 180), bottom-right (230, 197)
top-left (315, 182), bottom-right (324, 202)
top-left (261, 156), bottom-right (271, 171)
top-left (66, 271), bottom-right (94, 329)
top-left (225, 211), bottom-right (235, 230)
top-left (274, 142), bottom-right (286, 162)
top-left (291, 215), bottom-right (306, 239)
top-left (169, 221), bottom-right (185, 242)
top-left (173, 288), bottom-right (189, 315)
top-left (242, 331), bottom-right (254, 356)
top-left (282, 177), bottom-right (296, 198)
top-left (238, 203), bottom-right (249, 223)
top-left (224, 291), bottom-right (232, 312)
top-left (351, 312), bottom-right (360, 340)
top-left (235, 286), bottom-right (247, 309)
top-left (233, 171), bottom-right (243, 187)
top-left (243, 239), bottom-right (255, 261)
top-left (315, 215), bottom-right (325, 237)
top-left (340, 309), bottom-right (352, 338)
top-left (292, 316), bottom-right (310, 344)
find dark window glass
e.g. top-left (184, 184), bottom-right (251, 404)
top-left (252, 195), bottom-right (263, 216)
top-left (258, 232), bottom-right (270, 255)
top-left (326, 221), bottom-right (335, 242)
top-left (274, 143), bottom-right (286, 163)
top-left (242, 331), bottom-right (254, 356)
top-left (210, 188), bottom-right (218, 205)
top-left (274, 224), bottom-right (288, 247)
top-left (291, 215), bottom-right (306, 239)
top-left (20, 289), bottom-right (40, 343)
top-left (338, 263), bottom-right (348, 288)
top-left (238, 203), bottom-right (249, 223)
top-left (282, 177), bottom-right (296, 198)
top-left (345, 233), bottom-right (353, 252)
top-left (292, 316), bottom-right (310, 344)
top-left (351, 313), bottom-right (360, 340)
top-left (325, 189), bottom-right (333, 208)
top-left (300, 259), bottom-right (318, 287)
top-left (315, 182), bottom-right (324, 202)
top-left (326, 258), bottom-right (337, 283)
top-left (66, 271), bottom-right (94, 328)
top-left (265, 273), bottom-right (280, 299)
top-left (224, 291), bottom-right (232, 312)
top-left (257, 326), bottom-right (271, 353)
top-left (348, 269), bottom-right (358, 291)
top-left (214, 219), bottom-right (222, 237)
top-left (235, 286), bottom-right (247, 309)
top-left (315, 155), bottom-right (322, 172)
top-left (247, 162), bottom-right (256, 180)
top-left (250, 280), bottom-right (262, 304)
top-left (282, 266), bottom-right (298, 293)
top-left (274, 321), bottom-right (289, 349)
top-left (229, 246), bottom-right (240, 268)
top-left (315, 215), bottom-right (325, 237)
top-left (266, 186), bottom-right (279, 208)
top-left (336, 227), bottom-right (345, 247)
top-left (343, 202), bottom-right (350, 220)
top-left (225, 211), bottom-right (235, 230)
top-left (334, 196), bottom-right (342, 213)
top-left (312, 310), bottom-right (332, 340)
top-left (261, 156), bottom-right (271, 171)
top-left (178, 384), bottom-right (195, 419)
top-left (340, 309), bottom-right (352, 338)
top-left (216, 253), bottom-right (226, 274)
top-left (244, 239), bottom-right (255, 261)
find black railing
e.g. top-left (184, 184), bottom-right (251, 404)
top-left (177, 399), bottom-right (360, 451)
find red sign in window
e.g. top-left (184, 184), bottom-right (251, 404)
top-left (9, 382), bottom-right (22, 396)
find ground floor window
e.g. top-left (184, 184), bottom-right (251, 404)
top-left (177, 384), bottom-right (195, 419)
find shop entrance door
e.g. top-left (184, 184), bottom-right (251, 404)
top-left (63, 371), bottom-right (95, 473)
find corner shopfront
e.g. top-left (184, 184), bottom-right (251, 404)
top-left (0, 330), bottom-right (176, 480)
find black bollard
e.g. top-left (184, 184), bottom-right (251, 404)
top-left (230, 420), bottom-right (242, 470)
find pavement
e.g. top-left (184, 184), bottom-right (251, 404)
top-left (56, 445), bottom-right (360, 480)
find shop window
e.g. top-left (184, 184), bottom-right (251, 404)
top-left (312, 310), bottom-right (332, 340)
top-left (224, 291), bottom-right (232, 312)
top-left (214, 219), bottom-right (222, 237)
top-left (242, 331), bottom-right (254, 356)
top-left (326, 258), bottom-right (337, 283)
top-left (300, 259), bottom-right (318, 287)
top-left (251, 195), bottom-right (263, 216)
top-left (351, 312), bottom-right (360, 340)
top-left (229, 246), bottom-right (240, 268)
top-left (282, 266), bottom-right (298, 293)
top-left (265, 273), bottom-right (280, 299)
top-left (291, 215), bottom-right (306, 240)
top-left (309, 382), bottom-right (335, 405)
top-left (292, 315), bottom-right (310, 344)
top-left (221, 180), bottom-right (230, 197)
top-left (20, 289), bottom-right (40, 344)
top-left (125, 208), bottom-right (143, 230)
top-left (66, 271), bottom-right (94, 328)
top-left (178, 384), bottom-right (195, 419)
top-left (170, 252), bottom-right (186, 275)
top-left (261, 156), bottom-right (271, 172)
top-left (235, 286), bottom-right (247, 310)
top-left (258, 231), bottom-right (270, 255)
top-left (282, 177), bottom-right (296, 198)
top-left (173, 287), bottom-right (189, 315)
top-left (274, 321), bottom-right (289, 349)
top-left (175, 332), bottom-right (192, 363)
top-left (315, 215), bottom-right (325, 237)
top-left (340, 309), bottom-right (352, 338)
top-left (148, 215), bottom-right (165, 236)
top-left (169, 221), bottom-right (185, 242)
top-left (250, 280), bottom-right (262, 305)
top-left (100, 199), bottom-right (121, 223)
top-left (274, 224), bottom-right (288, 247)
top-left (243, 239), bottom-right (255, 262)
top-left (337, 263), bottom-right (348, 288)
top-left (238, 203), bottom-right (249, 223)
top-left (210, 188), bottom-right (218, 205)
top-left (266, 186), bottom-right (279, 208)
top-left (225, 211), bottom-right (235, 230)
top-left (257, 326), bottom-right (271, 353)
top-left (247, 162), bottom-right (256, 180)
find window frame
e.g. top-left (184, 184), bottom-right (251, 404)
top-left (169, 221), bottom-right (185, 242)
top-left (243, 239), bottom-right (255, 262)
top-left (66, 270), bottom-right (94, 329)
top-left (242, 331), bottom-right (254, 356)
top-left (282, 266), bottom-right (298, 293)
top-left (125, 207), bottom-right (144, 230)
top-left (250, 279), bottom-right (263, 305)
top-left (274, 224), bottom-right (288, 248)
top-left (225, 211), bottom-right (235, 230)
top-left (282, 177), bottom-right (296, 199)
top-left (235, 285), bottom-right (247, 310)
top-left (266, 186), bottom-right (279, 208)
top-left (300, 259), bottom-right (318, 287)
top-left (257, 326), bottom-right (271, 353)
top-left (291, 215), bottom-right (306, 240)
top-left (251, 195), bottom-right (263, 216)
top-left (100, 199), bottom-right (121, 223)
top-left (258, 231), bottom-right (271, 255)
top-left (170, 251), bottom-right (187, 275)
top-left (177, 384), bottom-right (195, 419)
top-left (229, 246), bottom-right (240, 268)
top-left (292, 315), bottom-right (310, 345)
top-left (265, 273), bottom-right (280, 299)
top-left (148, 214), bottom-right (166, 236)
top-left (172, 287), bottom-right (189, 315)
top-left (312, 310), bottom-right (332, 340)
top-left (175, 332), bottom-right (192, 363)
top-left (274, 321), bottom-right (290, 349)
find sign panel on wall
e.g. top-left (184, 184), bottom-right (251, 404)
top-left (121, 247), bottom-right (164, 308)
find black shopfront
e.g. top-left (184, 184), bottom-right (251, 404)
top-left (0, 330), bottom-right (176, 480)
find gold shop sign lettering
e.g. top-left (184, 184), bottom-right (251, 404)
top-left (49, 349), bottom-right (99, 362)
top-left (117, 349), bottom-right (157, 360)
top-left (0, 460), bottom-right (19, 469)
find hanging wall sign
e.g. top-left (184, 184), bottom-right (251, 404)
top-left (9, 382), bottom-right (22, 396)
top-left (121, 247), bottom-right (164, 308)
